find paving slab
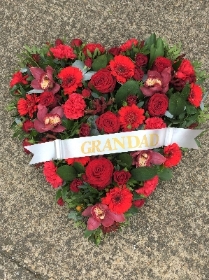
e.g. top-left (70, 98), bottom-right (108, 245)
top-left (0, 0), bottom-right (209, 279)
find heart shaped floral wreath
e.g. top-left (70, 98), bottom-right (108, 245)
top-left (8, 34), bottom-right (208, 244)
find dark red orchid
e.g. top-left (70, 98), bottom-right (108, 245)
top-left (140, 67), bottom-right (171, 97)
top-left (82, 203), bottom-right (125, 231)
top-left (30, 66), bottom-right (60, 94)
top-left (34, 104), bottom-right (66, 133)
top-left (131, 150), bottom-right (166, 167)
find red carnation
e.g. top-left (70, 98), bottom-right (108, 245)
top-left (113, 170), bottom-right (131, 185)
top-left (147, 93), bottom-right (169, 117)
top-left (10, 71), bottom-right (28, 88)
top-left (136, 175), bottom-right (159, 197)
top-left (109, 55), bottom-right (135, 83)
top-left (17, 94), bottom-right (40, 118)
top-left (153, 56), bottom-right (172, 73)
top-left (63, 93), bottom-right (86, 119)
top-left (58, 66), bottom-right (83, 95)
top-left (79, 123), bottom-right (90, 137)
top-left (88, 68), bottom-right (116, 94)
top-left (164, 143), bottom-right (182, 167)
top-left (83, 43), bottom-right (105, 56)
top-left (188, 83), bottom-right (203, 107)
top-left (145, 117), bottom-right (167, 129)
top-left (175, 59), bottom-right (196, 83)
top-left (118, 104), bottom-right (145, 131)
top-left (85, 157), bottom-right (114, 190)
top-left (65, 156), bottom-right (90, 166)
top-left (43, 161), bottom-right (63, 188)
top-left (102, 186), bottom-right (133, 214)
top-left (50, 44), bottom-right (77, 60)
top-left (135, 53), bottom-right (148, 67)
top-left (133, 67), bottom-right (144, 81)
top-left (70, 179), bottom-right (83, 192)
top-left (39, 91), bottom-right (56, 106)
top-left (22, 120), bottom-right (34, 132)
top-left (120, 38), bottom-right (138, 52)
top-left (96, 111), bottom-right (120, 134)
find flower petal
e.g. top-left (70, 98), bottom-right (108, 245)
top-left (37, 106), bottom-right (48, 122)
top-left (30, 67), bottom-right (45, 80)
top-left (82, 206), bottom-right (93, 217)
top-left (101, 215), bottom-right (114, 227)
top-left (50, 106), bottom-right (64, 117)
top-left (107, 210), bottom-right (125, 223)
top-left (87, 217), bottom-right (101, 230)
top-left (150, 151), bottom-right (166, 165)
top-left (52, 125), bottom-right (66, 133)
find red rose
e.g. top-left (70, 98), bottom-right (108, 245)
top-left (136, 175), bottom-right (159, 197)
top-left (175, 59), bottom-right (196, 83)
top-left (39, 91), bottom-right (55, 106)
top-left (57, 197), bottom-right (65, 206)
top-left (153, 56), bottom-right (172, 73)
top-left (70, 38), bottom-right (83, 47)
top-left (145, 117), bottom-right (166, 129)
top-left (83, 43), bottom-right (105, 56)
top-left (133, 67), bottom-right (144, 81)
top-left (82, 88), bottom-right (91, 98)
top-left (22, 120), bottom-right (34, 132)
top-left (70, 179), bottom-right (83, 192)
top-left (133, 199), bottom-right (145, 208)
top-left (96, 111), bottom-right (120, 134)
top-left (85, 157), bottom-right (114, 190)
top-left (113, 170), bottom-right (131, 185)
top-left (147, 93), bottom-right (169, 117)
top-left (188, 83), bottom-right (203, 107)
top-left (88, 69), bottom-right (116, 94)
top-left (79, 123), bottom-right (90, 137)
top-left (63, 93), bottom-right (86, 119)
top-left (84, 58), bottom-right (93, 68)
top-left (108, 47), bottom-right (121, 56)
top-left (135, 53), bottom-right (148, 67)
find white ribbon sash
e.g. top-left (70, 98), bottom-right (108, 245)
top-left (25, 128), bottom-right (203, 164)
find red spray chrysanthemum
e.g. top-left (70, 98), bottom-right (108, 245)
top-left (109, 55), bottom-right (135, 83)
top-left (83, 43), bottom-right (105, 56)
top-left (120, 38), bottom-right (138, 52)
top-left (58, 66), bottom-right (83, 95)
top-left (10, 71), bottom-right (28, 88)
top-left (17, 94), bottom-right (40, 118)
top-left (43, 161), bottom-right (63, 188)
top-left (188, 83), bottom-right (203, 107)
top-left (49, 44), bottom-right (77, 60)
top-left (164, 143), bottom-right (182, 167)
top-left (101, 186), bottom-right (133, 214)
top-left (118, 104), bottom-right (145, 131)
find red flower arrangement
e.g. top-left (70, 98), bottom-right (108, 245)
top-left (8, 34), bottom-right (208, 244)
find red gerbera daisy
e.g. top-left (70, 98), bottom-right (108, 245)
top-left (164, 143), bottom-right (182, 167)
top-left (10, 71), bottom-right (28, 88)
top-left (17, 94), bottom-right (40, 118)
top-left (101, 186), bottom-right (133, 214)
top-left (109, 55), bottom-right (135, 83)
top-left (58, 66), bottom-right (83, 95)
top-left (118, 104), bottom-right (145, 131)
top-left (65, 156), bottom-right (90, 166)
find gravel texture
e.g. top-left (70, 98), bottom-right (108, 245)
top-left (0, 0), bottom-right (209, 279)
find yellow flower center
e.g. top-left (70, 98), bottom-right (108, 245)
top-left (44, 115), bottom-right (61, 126)
top-left (138, 153), bottom-right (149, 166)
top-left (146, 78), bottom-right (162, 86)
top-left (40, 75), bottom-right (53, 89)
top-left (93, 206), bottom-right (105, 220)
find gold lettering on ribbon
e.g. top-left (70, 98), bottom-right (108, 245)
top-left (138, 135), bottom-right (148, 147)
top-left (127, 136), bottom-right (140, 149)
top-left (112, 137), bottom-right (125, 150)
top-left (102, 139), bottom-right (113, 152)
top-left (149, 133), bottom-right (159, 147)
top-left (81, 141), bottom-right (92, 154)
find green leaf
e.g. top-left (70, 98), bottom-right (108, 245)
top-left (186, 103), bottom-right (197, 114)
top-left (115, 80), bottom-right (142, 106)
top-left (62, 119), bottom-right (74, 130)
top-left (55, 189), bottom-right (62, 201)
top-left (131, 167), bottom-right (158, 181)
top-left (68, 211), bottom-right (82, 221)
top-left (158, 168), bottom-right (172, 181)
top-left (57, 165), bottom-right (77, 181)
top-left (181, 83), bottom-right (190, 100)
top-left (145, 33), bottom-right (157, 49)
top-left (72, 162), bottom-right (85, 173)
top-left (92, 54), bottom-right (108, 71)
top-left (169, 94), bottom-right (186, 115)
top-left (117, 153), bottom-right (133, 168)
top-left (84, 229), bottom-right (93, 238)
